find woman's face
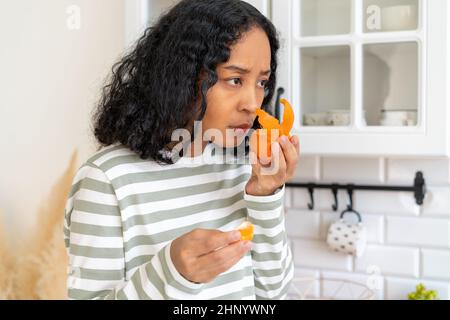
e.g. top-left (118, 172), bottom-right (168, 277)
top-left (201, 26), bottom-right (272, 149)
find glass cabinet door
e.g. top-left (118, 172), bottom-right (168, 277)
top-left (300, 46), bottom-right (351, 126)
top-left (300, 0), bottom-right (352, 36)
top-left (362, 0), bottom-right (422, 128)
top-left (297, 0), bottom-right (423, 129)
top-left (364, 0), bottom-right (419, 33)
top-left (363, 42), bottom-right (419, 126)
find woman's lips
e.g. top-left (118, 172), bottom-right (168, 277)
top-left (233, 128), bottom-right (249, 135)
top-left (231, 125), bottom-right (251, 136)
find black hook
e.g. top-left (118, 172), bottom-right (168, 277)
top-left (307, 184), bottom-right (315, 210)
top-left (340, 185), bottom-right (362, 222)
top-left (331, 184), bottom-right (339, 211)
top-left (346, 184), bottom-right (355, 211)
top-left (274, 87), bottom-right (285, 121)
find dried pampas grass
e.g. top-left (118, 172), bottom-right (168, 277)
top-left (12, 150), bottom-right (78, 299)
top-left (0, 211), bottom-right (14, 299)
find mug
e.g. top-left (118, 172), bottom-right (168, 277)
top-left (380, 109), bottom-right (417, 126)
top-left (303, 112), bottom-right (328, 126)
top-left (327, 109), bottom-right (350, 126)
top-left (327, 211), bottom-right (367, 257)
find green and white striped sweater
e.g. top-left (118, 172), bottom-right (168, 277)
top-left (63, 142), bottom-right (294, 299)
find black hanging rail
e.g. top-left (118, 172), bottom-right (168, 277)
top-left (285, 171), bottom-right (426, 210)
top-left (273, 87), bottom-right (427, 209)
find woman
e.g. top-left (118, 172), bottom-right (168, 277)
top-left (64, 0), bottom-right (299, 300)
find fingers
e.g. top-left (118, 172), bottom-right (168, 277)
top-left (279, 135), bottom-right (299, 180)
top-left (260, 141), bottom-right (286, 176)
top-left (279, 136), bottom-right (299, 164)
top-left (249, 129), bottom-right (279, 167)
top-left (189, 229), bottom-right (241, 256)
top-left (257, 130), bottom-right (273, 166)
top-left (195, 240), bottom-right (252, 282)
top-left (290, 135), bottom-right (300, 154)
top-left (171, 228), bottom-right (247, 284)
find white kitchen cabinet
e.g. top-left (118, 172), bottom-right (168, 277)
top-left (272, 0), bottom-right (450, 157)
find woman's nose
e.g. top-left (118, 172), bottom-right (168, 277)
top-left (240, 88), bottom-right (260, 113)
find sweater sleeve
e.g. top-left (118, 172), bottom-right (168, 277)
top-left (63, 162), bottom-right (203, 300)
top-left (243, 184), bottom-right (294, 300)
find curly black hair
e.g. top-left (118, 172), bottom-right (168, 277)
top-left (92, 0), bottom-right (280, 164)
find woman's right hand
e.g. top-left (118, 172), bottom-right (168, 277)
top-left (170, 228), bottom-right (252, 284)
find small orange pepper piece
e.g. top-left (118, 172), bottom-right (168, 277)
top-left (236, 221), bottom-right (254, 241)
top-left (279, 98), bottom-right (294, 137)
top-left (255, 109), bottom-right (281, 132)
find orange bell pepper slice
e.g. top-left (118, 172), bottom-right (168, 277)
top-left (279, 98), bottom-right (294, 137)
top-left (252, 98), bottom-right (295, 159)
top-left (236, 221), bottom-right (254, 241)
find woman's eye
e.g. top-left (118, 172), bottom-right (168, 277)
top-left (225, 78), bottom-right (268, 88)
top-left (258, 79), bottom-right (268, 88)
top-left (227, 78), bottom-right (242, 86)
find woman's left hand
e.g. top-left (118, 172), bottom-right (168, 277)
top-left (246, 135), bottom-right (300, 196)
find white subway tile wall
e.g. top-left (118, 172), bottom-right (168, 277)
top-left (291, 239), bottom-right (353, 271)
top-left (387, 159), bottom-right (450, 185)
top-left (286, 157), bottom-right (450, 300)
top-left (285, 210), bottom-right (321, 239)
top-left (354, 245), bottom-right (420, 277)
top-left (292, 156), bottom-right (321, 182)
top-left (422, 249), bottom-right (450, 281)
top-left (322, 157), bottom-right (385, 183)
top-left (386, 217), bottom-right (450, 248)
top-left (422, 187), bottom-right (450, 217)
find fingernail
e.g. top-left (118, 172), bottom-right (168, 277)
top-left (231, 231), bottom-right (241, 241)
top-left (242, 241), bottom-right (252, 250)
top-left (281, 136), bottom-right (288, 144)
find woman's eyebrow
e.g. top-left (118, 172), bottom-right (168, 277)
top-left (223, 65), bottom-right (271, 75)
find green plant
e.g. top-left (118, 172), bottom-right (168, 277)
top-left (408, 283), bottom-right (439, 300)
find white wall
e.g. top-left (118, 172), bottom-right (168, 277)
top-left (0, 0), bottom-right (125, 246)
top-left (286, 156), bottom-right (450, 299)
